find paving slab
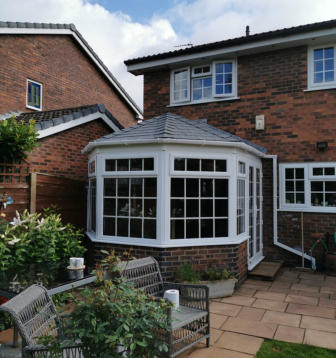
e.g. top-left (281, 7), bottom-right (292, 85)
top-left (223, 317), bottom-right (277, 339)
top-left (243, 279), bottom-right (272, 288)
top-left (290, 283), bottom-right (320, 293)
top-left (210, 314), bottom-right (228, 329)
top-left (320, 286), bottom-right (336, 295)
top-left (237, 306), bottom-right (265, 321)
top-left (274, 325), bottom-right (304, 343)
top-left (270, 281), bottom-right (292, 289)
top-left (319, 298), bottom-right (336, 309)
top-left (221, 295), bottom-right (255, 307)
top-left (304, 329), bottom-right (336, 350)
top-left (254, 290), bottom-right (287, 302)
top-left (261, 310), bottom-right (301, 327)
top-left (298, 272), bottom-right (325, 282)
top-left (215, 331), bottom-right (263, 355)
top-left (187, 347), bottom-right (253, 358)
top-left (252, 298), bottom-right (288, 312)
top-left (210, 302), bottom-right (242, 317)
top-left (287, 302), bottom-right (335, 319)
top-left (235, 287), bottom-right (256, 297)
top-left (285, 294), bottom-right (318, 306)
top-left (210, 328), bottom-right (223, 345)
top-left (301, 315), bottom-right (336, 333)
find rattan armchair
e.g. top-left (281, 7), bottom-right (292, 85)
top-left (120, 257), bottom-right (210, 357)
top-left (0, 284), bottom-right (82, 358)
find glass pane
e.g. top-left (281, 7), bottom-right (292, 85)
top-left (224, 73), bottom-right (232, 83)
top-left (104, 198), bottom-right (115, 215)
top-left (201, 219), bottom-right (213, 238)
top-left (313, 167), bottom-right (323, 176)
top-left (117, 199), bottom-right (129, 216)
top-left (314, 60), bottom-right (323, 72)
top-left (144, 178), bottom-right (157, 197)
top-left (296, 193), bottom-right (305, 204)
top-left (204, 87), bottom-right (212, 98)
top-left (201, 159), bottom-right (214, 171)
top-left (326, 181), bottom-right (336, 191)
top-left (216, 85), bottom-right (223, 95)
top-left (186, 219), bottom-right (199, 238)
top-left (215, 219), bottom-right (228, 237)
top-left (193, 89), bottom-right (202, 101)
top-left (224, 63), bottom-right (232, 72)
top-left (144, 219), bottom-right (156, 239)
top-left (130, 219), bottom-right (142, 238)
top-left (215, 179), bottom-right (228, 197)
top-left (117, 218), bottom-right (128, 237)
top-left (311, 193), bottom-right (323, 206)
top-left (171, 220), bottom-right (184, 239)
top-left (286, 193), bottom-right (294, 204)
top-left (285, 168), bottom-right (294, 179)
top-left (215, 199), bottom-right (228, 217)
top-left (171, 199), bottom-right (184, 217)
top-left (186, 179), bottom-right (199, 197)
top-left (201, 199), bottom-right (213, 217)
top-left (118, 178), bottom-right (129, 196)
top-left (325, 193), bottom-right (336, 207)
top-left (171, 178), bottom-right (184, 197)
top-left (215, 63), bottom-right (224, 73)
top-left (325, 59), bottom-right (334, 71)
top-left (215, 160), bottom-right (227, 172)
top-left (311, 181), bottom-right (323, 191)
top-left (296, 180), bottom-right (304, 191)
top-left (296, 168), bottom-right (304, 179)
top-left (201, 179), bottom-right (213, 197)
top-left (216, 74), bottom-right (223, 84)
top-left (324, 47), bottom-right (334, 59)
top-left (325, 167), bottom-right (335, 175)
top-left (144, 158), bottom-right (154, 171)
top-left (130, 199), bottom-right (142, 217)
top-left (144, 199), bottom-right (156, 217)
top-left (224, 84), bottom-right (232, 94)
top-left (130, 158), bottom-right (142, 171)
top-left (105, 159), bottom-right (115, 171)
top-left (104, 178), bottom-right (116, 196)
top-left (186, 199), bottom-right (199, 217)
top-left (187, 159), bottom-right (200, 171)
top-left (314, 72), bottom-right (323, 83)
top-left (314, 48), bottom-right (323, 60)
top-left (103, 217), bottom-right (115, 236)
top-left (325, 71), bottom-right (334, 82)
top-left (117, 159), bottom-right (129, 171)
top-left (285, 180), bottom-right (294, 191)
top-left (193, 78), bottom-right (202, 88)
top-left (131, 178), bottom-right (142, 197)
top-left (174, 158), bottom-right (185, 171)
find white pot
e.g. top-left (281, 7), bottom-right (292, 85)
top-left (199, 278), bottom-right (237, 298)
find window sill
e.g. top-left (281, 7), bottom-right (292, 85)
top-left (26, 104), bottom-right (42, 111)
top-left (304, 85), bottom-right (336, 92)
top-left (278, 207), bottom-right (336, 214)
top-left (167, 96), bottom-right (240, 107)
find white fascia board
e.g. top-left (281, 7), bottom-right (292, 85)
top-left (38, 113), bottom-right (120, 139)
top-left (82, 137), bottom-right (266, 158)
top-left (0, 27), bottom-right (143, 119)
top-left (127, 28), bottom-right (336, 73)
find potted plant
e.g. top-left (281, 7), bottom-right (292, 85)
top-left (177, 263), bottom-right (237, 298)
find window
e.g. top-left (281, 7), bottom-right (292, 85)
top-left (88, 178), bottom-right (96, 233)
top-left (26, 79), bottom-right (42, 110)
top-left (280, 163), bottom-right (336, 211)
top-left (237, 179), bottom-right (245, 235)
top-left (170, 177), bottom-right (228, 239)
top-left (105, 158), bottom-right (154, 172)
top-left (174, 158), bottom-right (227, 172)
top-left (308, 46), bottom-right (336, 90)
top-left (170, 60), bottom-right (237, 105)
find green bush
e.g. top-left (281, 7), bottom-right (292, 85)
top-left (176, 262), bottom-right (199, 283)
top-left (0, 117), bottom-right (39, 162)
top-left (0, 209), bottom-right (86, 271)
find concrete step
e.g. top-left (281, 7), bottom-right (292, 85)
top-left (249, 261), bottom-right (283, 281)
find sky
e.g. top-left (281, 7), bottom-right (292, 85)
top-left (2, 0), bottom-right (336, 110)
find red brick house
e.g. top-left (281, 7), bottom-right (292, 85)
top-left (84, 19), bottom-right (336, 280)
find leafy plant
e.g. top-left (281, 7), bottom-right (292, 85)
top-left (0, 209), bottom-right (86, 271)
top-left (0, 117), bottom-right (39, 163)
top-left (40, 251), bottom-right (170, 358)
top-left (176, 262), bottom-right (199, 283)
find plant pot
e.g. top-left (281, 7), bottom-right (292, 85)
top-left (198, 278), bottom-right (237, 298)
top-left (325, 252), bottom-right (336, 276)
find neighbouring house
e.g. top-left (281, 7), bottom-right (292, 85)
top-left (84, 18), bottom-right (336, 281)
top-left (0, 22), bottom-right (141, 226)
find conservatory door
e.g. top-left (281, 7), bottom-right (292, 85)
top-left (248, 165), bottom-right (264, 270)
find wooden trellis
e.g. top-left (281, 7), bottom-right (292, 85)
top-left (0, 163), bottom-right (30, 187)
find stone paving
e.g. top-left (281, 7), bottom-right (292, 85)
top-left (180, 268), bottom-right (336, 357)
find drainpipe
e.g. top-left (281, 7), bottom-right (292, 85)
top-left (264, 154), bottom-right (316, 270)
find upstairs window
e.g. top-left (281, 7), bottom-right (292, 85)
top-left (170, 60), bottom-right (237, 105)
top-left (26, 79), bottom-right (42, 110)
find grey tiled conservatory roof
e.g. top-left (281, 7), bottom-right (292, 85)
top-left (91, 112), bottom-right (266, 153)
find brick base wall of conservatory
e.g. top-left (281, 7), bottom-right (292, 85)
top-left (90, 241), bottom-right (248, 284)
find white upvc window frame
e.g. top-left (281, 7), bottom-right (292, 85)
top-left (192, 64), bottom-right (212, 77)
top-left (170, 67), bottom-right (190, 104)
top-left (279, 162), bottom-right (336, 213)
top-left (212, 59), bottom-right (237, 98)
top-left (26, 79), bottom-right (43, 111)
top-left (236, 160), bottom-right (247, 237)
top-left (307, 44), bottom-right (336, 91)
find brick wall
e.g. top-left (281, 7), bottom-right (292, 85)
top-left (0, 34), bottom-right (136, 128)
top-left (90, 241), bottom-right (248, 283)
top-left (28, 119), bottom-right (111, 181)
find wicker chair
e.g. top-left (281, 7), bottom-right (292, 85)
top-left (0, 284), bottom-right (82, 358)
top-left (120, 257), bottom-right (210, 357)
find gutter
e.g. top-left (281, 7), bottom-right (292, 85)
top-left (264, 154), bottom-right (316, 270)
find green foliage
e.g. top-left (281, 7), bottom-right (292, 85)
top-left (176, 262), bottom-right (236, 282)
top-left (40, 251), bottom-right (170, 358)
top-left (255, 339), bottom-right (336, 358)
top-left (0, 311), bottom-right (12, 332)
top-left (0, 117), bottom-right (39, 162)
top-left (0, 209), bottom-right (86, 271)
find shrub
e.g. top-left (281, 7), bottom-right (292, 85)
top-left (0, 117), bottom-right (39, 163)
top-left (176, 262), bottom-right (199, 283)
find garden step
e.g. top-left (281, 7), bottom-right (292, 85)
top-left (248, 261), bottom-right (283, 281)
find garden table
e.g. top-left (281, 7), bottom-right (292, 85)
top-left (0, 264), bottom-right (96, 347)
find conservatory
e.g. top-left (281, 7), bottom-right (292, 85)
top-left (83, 113), bottom-right (267, 275)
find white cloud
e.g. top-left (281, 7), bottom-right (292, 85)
top-left (1, 0), bottom-right (336, 110)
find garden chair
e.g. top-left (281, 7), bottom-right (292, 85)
top-left (0, 284), bottom-right (82, 358)
top-left (120, 257), bottom-right (210, 357)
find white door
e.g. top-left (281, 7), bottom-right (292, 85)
top-left (248, 165), bottom-right (264, 270)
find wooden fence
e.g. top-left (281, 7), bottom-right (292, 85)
top-left (0, 167), bottom-right (87, 228)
